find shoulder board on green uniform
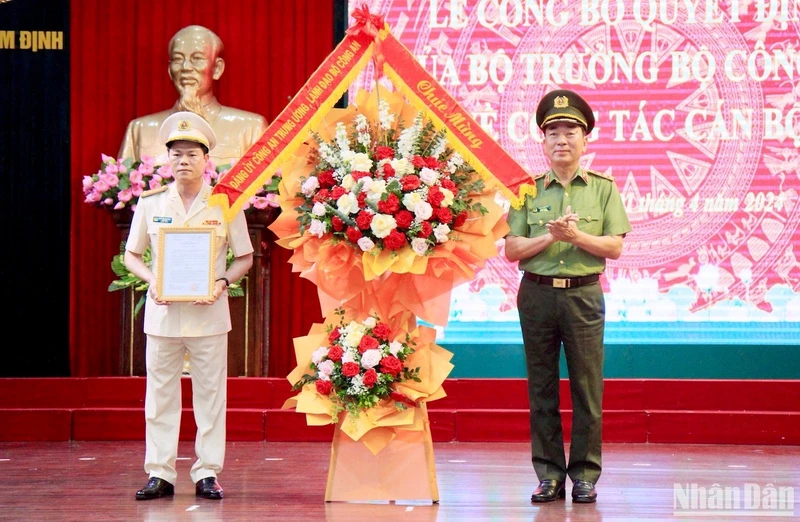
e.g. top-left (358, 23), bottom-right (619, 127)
top-left (532, 171), bottom-right (547, 180)
top-left (140, 185), bottom-right (169, 198)
top-left (587, 169), bottom-right (614, 181)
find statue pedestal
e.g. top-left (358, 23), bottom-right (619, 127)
top-left (115, 208), bottom-right (278, 376)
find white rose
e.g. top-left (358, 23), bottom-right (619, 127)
top-left (367, 179), bottom-right (387, 201)
top-left (402, 192), bottom-right (423, 210)
top-left (317, 360), bottom-right (335, 377)
top-left (389, 341), bottom-right (403, 356)
top-left (311, 346), bottom-right (329, 365)
top-left (411, 237), bottom-right (429, 256)
top-left (336, 192), bottom-right (360, 214)
top-left (341, 174), bottom-right (355, 191)
top-left (350, 152), bottom-right (373, 172)
top-left (342, 331), bottom-right (363, 349)
top-left (357, 237), bottom-right (375, 252)
top-left (360, 349), bottom-right (382, 369)
top-left (390, 158), bottom-right (412, 176)
top-left (359, 177), bottom-right (373, 193)
top-left (440, 187), bottom-right (455, 207)
top-left (340, 149), bottom-right (355, 164)
top-left (419, 167), bottom-right (439, 186)
top-left (308, 219), bottom-right (327, 238)
top-left (312, 202), bottom-right (327, 216)
top-left (341, 349), bottom-right (356, 364)
top-left (301, 176), bottom-right (319, 196)
top-left (434, 223), bottom-right (450, 243)
top-left (414, 201), bottom-right (433, 221)
top-left (363, 317), bottom-right (377, 328)
top-left (370, 214), bottom-right (397, 239)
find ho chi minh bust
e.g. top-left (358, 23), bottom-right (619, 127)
top-left (119, 25), bottom-right (266, 166)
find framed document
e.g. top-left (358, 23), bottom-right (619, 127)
top-left (156, 227), bottom-right (216, 301)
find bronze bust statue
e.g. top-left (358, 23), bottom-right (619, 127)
top-left (119, 25), bottom-right (266, 166)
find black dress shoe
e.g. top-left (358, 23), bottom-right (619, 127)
top-left (196, 477), bottom-right (224, 499)
top-left (135, 477), bottom-right (174, 500)
top-left (572, 480), bottom-right (597, 503)
top-left (531, 479), bottom-right (566, 502)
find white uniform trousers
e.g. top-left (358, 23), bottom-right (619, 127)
top-left (144, 333), bottom-right (228, 485)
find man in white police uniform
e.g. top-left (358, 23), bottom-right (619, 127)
top-left (124, 111), bottom-right (254, 500)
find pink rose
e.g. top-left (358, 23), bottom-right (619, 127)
top-left (117, 189), bottom-right (133, 203)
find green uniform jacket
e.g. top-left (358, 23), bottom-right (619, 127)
top-left (506, 167), bottom-right (632, 277)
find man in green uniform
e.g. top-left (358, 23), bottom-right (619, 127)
top-left (505, 89), bottom-right (631, 504)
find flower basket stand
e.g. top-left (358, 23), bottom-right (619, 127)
top-left (324, 403), bottom-right (439, 503)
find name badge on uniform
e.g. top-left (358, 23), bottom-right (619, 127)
top-left (531, 205), bottom-right (551, 213)
top-left (203, 220), bottom-right (221, 226)
top-left (153, 216), bottom-right (172, 223)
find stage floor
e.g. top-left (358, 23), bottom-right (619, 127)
top-left (0, 442), bottom-right (800, 522)
top-left (0, 441), bottom-right (797, 521)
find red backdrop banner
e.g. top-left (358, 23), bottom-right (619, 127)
top-left (70, 0), bottom-right (332, 376)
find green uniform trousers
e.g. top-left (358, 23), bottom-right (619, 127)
top-left (518, 277), bottom-right (605, 483)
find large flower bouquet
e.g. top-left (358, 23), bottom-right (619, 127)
top-left (82, 154), bottom-right (280, 212)
top-left (295, 107), bottom-right (487, 256)
top-left (293, 309), bottom-right (420, 417)
top-left (270, 89), bottom-right (509, 325)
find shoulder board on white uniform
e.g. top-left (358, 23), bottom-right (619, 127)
top-left (140, 185), bottom-right (169, 198)
top-left (587, 169), bottom-right (614, 181)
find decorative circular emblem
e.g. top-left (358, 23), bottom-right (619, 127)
top-left (178, 120), bottom-right (191, 131)
top-left (553, 96), bottom-right (569, 109)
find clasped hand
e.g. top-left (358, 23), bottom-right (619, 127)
top-left (546, 205), bottom-right (580, 243)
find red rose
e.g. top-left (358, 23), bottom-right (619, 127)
top-left (382, 163), bottom-right (396, 178)
top-left (440, 178), bottom-right (456, 191)
top-left (357, 192), bottom-right (367, 208)
top-left (434, 207), bottom-right (453, 224)
top-left (355, 211), bottom-right (373, 230)
top-left (380, 355), bottom-right (404, 377)
top-left (362, 368), bottom-right (378, 388)
top-left (372, 322), bottom-right (391, 340)
top-left (377, 193), bottom-right (400, 214)
top-left (424, 156), bottom-right (440, 169)
top-left (331, 216), bottom-right (344, 231)
top-left (317, 170), bottom-right (336, 188)
top-left (352, 170), bottom-right (371, 181)
top-left (342, 362), bottom-right (360, 377)
top-left (375, 146), bottom-right (395, 160)
top-left (327, 345), bottom-right (343, 361)
top-left (383, 229), bottom-right (407, 250)
top-left (313, 188), bottom-right (330, 203)
top-left (315, 379), bottom-right (333, 395)
top-left (358, 335), bottom-right (379, 353)
top-left (346, 226), bottom-right (362, 243)
top-left (394, 210), bottom-right (413, 229)
top-left (453, 211), bottom-right (467, 228)
top-left (411, 156), bottom-right (426, 168)
top-left (427, 186), bottom-right (445, 207)
top-left (331, 186), bottom-right (347, 199)
top-left (328, 329), bottom-right (341, 342)
top-left (417, 221), bottom-right (433, 238)
top-left (400, 175), bottom-right (421, 191)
